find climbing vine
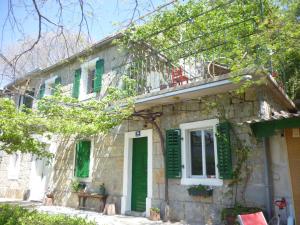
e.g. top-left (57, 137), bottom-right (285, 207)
top-left (119, 0), bottom-right (300, 99)
top-left (0, 78), bottom-right (136, 158)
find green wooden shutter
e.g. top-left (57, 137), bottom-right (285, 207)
top-left (75, 140), bottom-right (91, 178)
top-left (52, 76), bottom-right (62, 94)
top-left (94, 59), bottom-right (104, 92)
top-left (166, 129), bottom-right (182, 178)
top-left (72, 69), bottom-right (81, 98)
top-left (216, 122), bottom-right (233, 179)
top-left (38, 83), bottom-right (45, 99)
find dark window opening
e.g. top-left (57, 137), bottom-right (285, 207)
top-left (87, 69), bottom-right (95, 94)
top-left (21, 90), bottom-right (35, 108)
top-left (190, 130), bottom-right (203, 176)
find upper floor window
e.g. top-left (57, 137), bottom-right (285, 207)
top-left (87, 69), bottom-right (95, 94)
top-left (72, 58), bottom-right (104, 100)
top-left (38, 76), bottom-right (61, 99)
top-left (19, 90), bottom-right (34, 108)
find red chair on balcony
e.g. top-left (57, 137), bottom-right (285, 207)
top-left (171, 66), bottom-right (189, 86)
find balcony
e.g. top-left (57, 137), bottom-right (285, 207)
top-left (111, 55), bottom-right (230, 97)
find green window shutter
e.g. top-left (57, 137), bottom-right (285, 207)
top-left (75, 140), bottom-right (91, 178)
top-left (216, 122), bottom-right (233, 179)
top-left (94, 59), bottom-right (104, 93)
top-left (72, 69), bottom-right (81, 98)
top-left (38, 83), bottom-right (45, 99)
top-left (166, 129), bottom-right (182, 178)
top-left (52, 76), bottom-right (62, 95)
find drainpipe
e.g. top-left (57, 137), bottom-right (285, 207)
top-left (263, 137), bottom-right (273, 220)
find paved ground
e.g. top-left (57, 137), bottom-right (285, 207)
top-left (0, 199), bottom-right (186, 225)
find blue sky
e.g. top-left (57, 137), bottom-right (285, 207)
top-left (0, 0), bottom-right (167, 87)
top-left (0, 0), bottom-right (166, 46)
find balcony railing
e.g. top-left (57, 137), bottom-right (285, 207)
top-left (111, 55), bottom-right (230, 96)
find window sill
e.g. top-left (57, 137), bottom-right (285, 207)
top-left (74, 177), bottom-right (92, 183)
top-left (181, 177), bottom-right (223, 186)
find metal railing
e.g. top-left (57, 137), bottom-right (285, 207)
top-left (111, 54), bottom-right (230, 95)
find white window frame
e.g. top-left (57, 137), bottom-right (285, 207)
top-left (44, 75), bottom-right (58, 96)
top-left (180, 119), bottom-right (223, 186)
top-left (7, 153), bottom-right (21, 180)
top-left (79, 58), bottom-right (99, 101)
top-left (73, 138), bottom-right (94, 183)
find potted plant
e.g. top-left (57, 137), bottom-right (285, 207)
top-left (71, 180), bottom-right (86, 193)
top-left (149, 207), bottom-right (160, 221)
top-left (99, 183), bottom-right (106, 195)
top-left (221, 204), bottom-right (263, 225)
top-left (187, 185), bottom-right (213, 197)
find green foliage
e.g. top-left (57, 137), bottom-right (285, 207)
top-left (120, 0), bottom-right (300, 99)
top-left (0, 98), bottom-right (51, 158)
top-left (0, 204), bottom-right (96, 225)
top-left (187, 185), bottom-right (213, 197)
top-left (0, 78), bottom-right (135, 158)
top-left (150, 207), bottom-right (160, 213)
top-left (37, 86), bottom-right (134, 137)
top-left (70, 180), bottom-right (82, 192)
top-left (221, 204), bottom-right (262, 222)
top-left (187, 184), bottom-right (211, 192)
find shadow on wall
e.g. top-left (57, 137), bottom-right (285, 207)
top-left (48, 120), bottom-right (147, 213)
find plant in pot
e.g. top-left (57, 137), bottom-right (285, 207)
top-left (71, 180), bottom-right (86, 193)
top-left (187, 185), bottom-right (213, 197)
top-left (99, 183), bottom-right (106, 195)
top-left (221, 204), bottom-right (263, 225)
top-left (149, 207), bottom-right (160, 221)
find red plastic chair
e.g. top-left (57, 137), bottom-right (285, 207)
top-left (238, 212), bottom-right (268, 225)
top-left (171, 67), bottom-right (189, 86)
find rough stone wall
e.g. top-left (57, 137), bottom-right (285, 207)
top-left (21, 44), bottom-right (126, 101)
top-left (0, 153), bottom-right (32, 199)
top-left (49, 89), bottom-right (271, 224)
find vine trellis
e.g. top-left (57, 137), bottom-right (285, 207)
top-left (113, 0), bottom-right (285, 96)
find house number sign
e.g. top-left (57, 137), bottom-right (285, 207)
top-left (135, 131), bottom-right (141, 137)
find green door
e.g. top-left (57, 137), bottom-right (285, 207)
top-left (131, 137), bottom-right (148, 212)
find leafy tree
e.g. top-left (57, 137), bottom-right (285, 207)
top-left (0, 80), bottom-right (135, 158)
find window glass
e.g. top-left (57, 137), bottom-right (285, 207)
top-left (87, 69), bottom-right (95, 94)
top-left (205, 129), bottom-right (216, 177)
top-left (190, 130), bottom-right (203, 175)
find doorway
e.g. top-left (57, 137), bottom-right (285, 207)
top-left (121, 129), bottom-right (153, 217)
top-left (131, 137), bottom-right (148, 212)
top-left (29, 157), bottom-right (49, 201)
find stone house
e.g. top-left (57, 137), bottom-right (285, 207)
top-left (1, 33), bottom-right (299, 224)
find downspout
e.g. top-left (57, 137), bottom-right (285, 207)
top-left (263, 137), bottom-right (273, 220)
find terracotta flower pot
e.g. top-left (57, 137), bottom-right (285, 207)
top-left (150, 210), bottom-right (160, 221)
